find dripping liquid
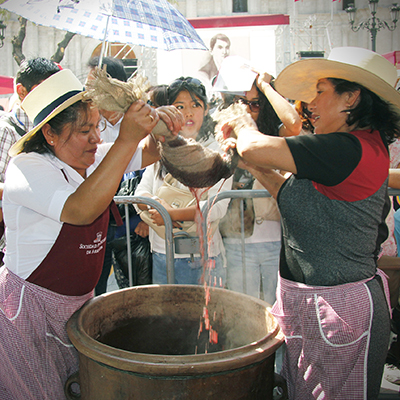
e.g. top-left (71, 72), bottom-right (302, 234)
top-left (98, 181), bottom-right (227, 356)
top-left (190, 181), bottom-right (225, 354)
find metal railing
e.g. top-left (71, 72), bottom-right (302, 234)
top-left (115, 187), bottom-right (400, 287)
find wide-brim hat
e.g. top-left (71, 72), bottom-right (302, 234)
top-left (9, 69), bottom-right (85, 157)
top-left (274, 46), bottom-right (400, 115)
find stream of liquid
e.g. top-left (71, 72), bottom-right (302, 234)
top-left (190, 181), bottom-right (226, 354)
top-left (99, 181), bottom-right (228, 356)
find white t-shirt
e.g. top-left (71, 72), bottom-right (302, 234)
top-left (3, 143), bottom-right (142, 279)
top-left (135, 136), bottom-right (233, 257)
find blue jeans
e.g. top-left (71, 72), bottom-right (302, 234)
top-left (224, 241), bottom-right (280, 305)
top-left (394, 208), bottom-right (400, 256)
top-left (152, 252), bottom-right (225, 286)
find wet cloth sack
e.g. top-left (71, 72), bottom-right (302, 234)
top-left (140, 173), bottom-right (218, 239)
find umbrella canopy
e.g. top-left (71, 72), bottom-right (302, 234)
top-left (0, 75), bottom-right (14, 95)
top-left (0, 0), bottom-right (207, 51)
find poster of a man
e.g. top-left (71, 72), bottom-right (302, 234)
top-left (196, 33), bottom-right (231, 98)
top-left (198, 33), bottom-right (231, 81)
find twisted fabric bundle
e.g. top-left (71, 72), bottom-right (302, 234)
top-left (213, 102), bottom-right (258, 142)
top-left (84, 67), bottom-right (238, 188)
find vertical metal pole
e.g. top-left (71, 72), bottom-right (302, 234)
top-left (98, 15), bottom-right (110, 67)
top-left (370, 8), bottom-right (377, 52)
top-left (240, 198), bottom-right (247, 294)
top-left (124, 204), bottom-right (134, 287)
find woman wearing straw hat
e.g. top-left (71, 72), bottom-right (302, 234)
top-left (222, 47), bottom-right (400, 399)
top-left (0, 69), bottom-right (183, 399)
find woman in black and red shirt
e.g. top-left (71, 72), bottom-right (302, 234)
top-left (225, 47), bottom-right (400, 399)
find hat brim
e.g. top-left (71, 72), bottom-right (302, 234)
top-left (274, 58), bottom-right (400, 114)
top-left (9, 91), bottom-right (85, 157)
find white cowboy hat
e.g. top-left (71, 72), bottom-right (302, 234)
top-left (9, 69), bottom-right (85, 157)
top-left (275, 46), bottom-right (400, 114)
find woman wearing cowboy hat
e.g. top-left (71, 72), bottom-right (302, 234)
top-left (222, 47), bottom-right (400, 399)
top-left (0, 69), bottom-right (183, 399)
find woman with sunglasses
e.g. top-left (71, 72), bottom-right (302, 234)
top-left (135, 77), bottom-right (232, 285)
top-left (218, 69), bottom-right (301, 311)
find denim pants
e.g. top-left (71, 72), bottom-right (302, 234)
top-left (152, 252), bottom-right (225, 286)
top-left (394, 208), bottom-right (400, 256)
top-left (224, 241), bottom-right (280, 305)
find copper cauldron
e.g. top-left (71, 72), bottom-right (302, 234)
top-left (65, 284), bottom-right (284, 400)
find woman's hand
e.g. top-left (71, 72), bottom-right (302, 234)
top-left (135, 220), bottom-right (150, 238)
top-left (119, 100), bottom-right (158, 144)
top-left (148, 198), bottom-right (184, 229)
top-left (155, 106), bottom-right (185, 141)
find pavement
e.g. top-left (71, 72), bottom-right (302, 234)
top-left (381, 365), bottom-right (400, 399)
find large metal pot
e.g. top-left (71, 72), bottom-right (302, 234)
top-left (65, 284), bottom-right (284, 400)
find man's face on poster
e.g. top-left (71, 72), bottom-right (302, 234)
top-left (211, 39), bottom-right (230, 68)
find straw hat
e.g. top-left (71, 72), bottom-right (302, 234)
top-left (274, 46), bottom-right (400, 114)
top-left (9, 69), bottom-right (85, 157)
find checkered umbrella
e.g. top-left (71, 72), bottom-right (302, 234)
top-left (1, 0), bottom-right (207, 51)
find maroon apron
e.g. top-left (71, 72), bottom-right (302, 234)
top-left (0, 202), bottom-right (122, 399)
top-left (27, 202), bottom-right (122, 296)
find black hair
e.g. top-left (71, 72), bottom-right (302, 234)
top-left (166, 76), bottom-right (215, 143)
top-left (88, 57), bottom-right (127, 82)
top-left (255, 84), bottom-right (281, 136)
top-left (155, 77), bottom-right (216, 179)
top-left (22, 101), bottom-right (93, 154)
top-left (146, 84), bottom-right (169, 108)
top-left (16, 58), bottom-right (60, 93)
top-left (328, 78), bottom-right (400, 143)
top-left (295, 100), bottom-right (314, 133)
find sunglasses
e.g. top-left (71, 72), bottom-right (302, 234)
top-left (235, 98), bottom-right (261, 113)
top-left (168, 77), bottom-right (207, 100)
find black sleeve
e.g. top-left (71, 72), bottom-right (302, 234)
top-left (285, 132), bottom-right (362, 186)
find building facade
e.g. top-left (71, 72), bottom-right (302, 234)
top-left (0, 0), bottom-right (398, 105)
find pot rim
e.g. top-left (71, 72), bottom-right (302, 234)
top-left (67, 285), bottom-right (284, 376)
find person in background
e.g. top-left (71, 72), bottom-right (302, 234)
top-left (0, 57), bottom-right (61, 183)
top-left (294, 100), bottom-right (315, 135)
top-left (381, 145), bottom-right (400, 385)
top-left (0, 68), bottom-right (182, 399)
top-left (86, 56), bottom-right (132, 294)
top-left (215, 64), bottom-right (301, 305)
top-left (86, 56), bottom-right (128, 143)
top-left (135, 77), bottom-right (232, 285)
top-left (146, 84), bottom-right (169, 108)
top-left (0, 57), bottom-right (61, 263)
top-left (222, 46), bottom-right (400, 399)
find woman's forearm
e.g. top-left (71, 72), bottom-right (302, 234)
top-left (257, 78), bottom-right (302, 137)
top-left (61, 102), bottom-right (155, 225)
top-left (236, 128), bottom-right (297, 174)
top-left (62, 136), bottom-right (143, 225)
